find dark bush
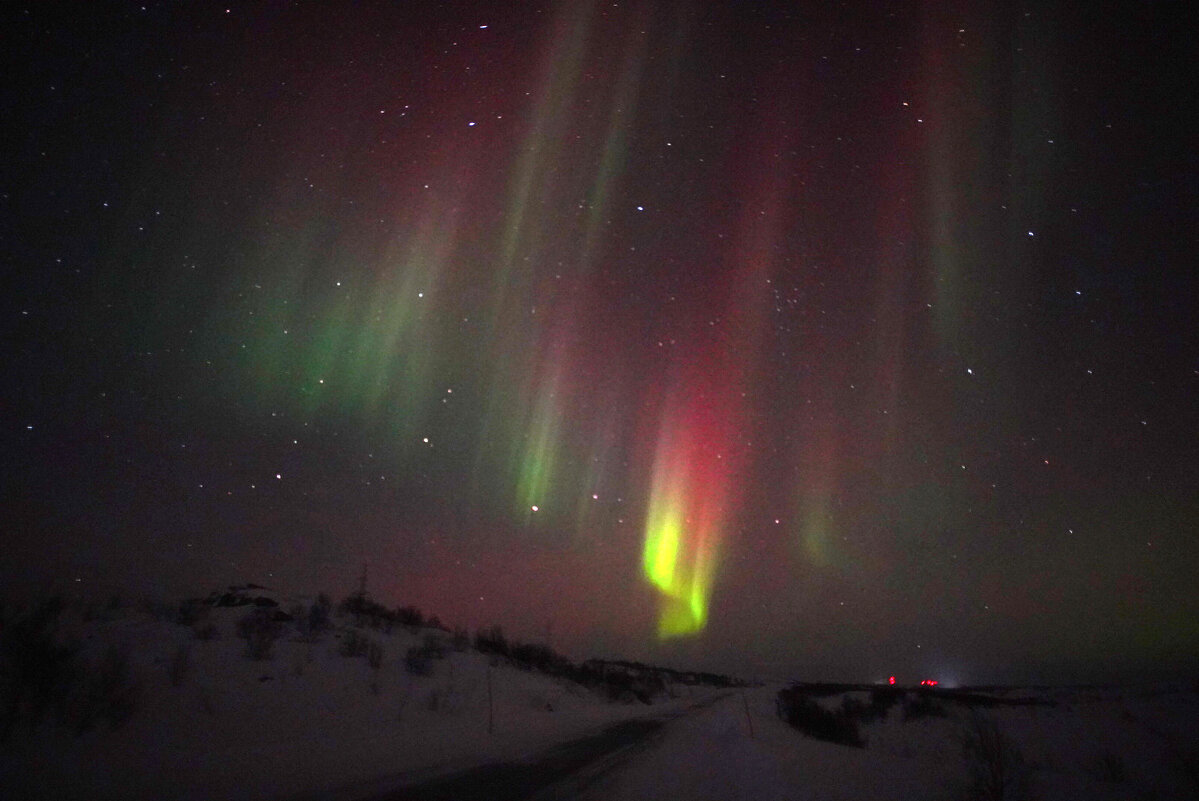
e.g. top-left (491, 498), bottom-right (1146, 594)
top-left (840, 695), bottom-right (867, 719)
top-left (1087, 751), bottom-right (1127, 783)
top-left (1, 600), bottom-right (141, 738)
top-left (339, 593), bottom-right (393, 628)
top-left (295, 595), bottom-right (332, 641)
top-left (236, 608), bottom-right (282, 660)
top-left (66, 645), bottom-right (140, 734)
top-left (421, 633), bottom-right (447, 658)
top-left (307, 594), bottom-right (332, 636)
top-left (193, 622), bottom-right (219, 641)
top-left (776, 687), bottom-right (865, 747)
top-left (0, 598), bottom-right (77, 738)
top-left (451, 626), bottom-right (470, 652)
top-left (403, 634), bottom-right (448, 676)
top-left (168, 644), bottom-right (191, 687)
top-left (404, 645), bottom-right (434, 676)
top-left (395, 606), bottom-right (424, 627)
top-left (338, 629), bottom-right (384, 671)
top-left (366, 640), bottom-right (383, 670)
top-left (869, 686), bottom-right (904, 720)
top-left (475, 625), bottom-right (509, 658)
top-left (511, 641), bottom-right (569, 673)
top-left (903, 693), bottom-right (948, 721)
top-left (961, 712), bottom-right (1028, 800)
top-left (339, 629), bottom-right (371, 658)
top-left (176, 599), bottom-right (207, 628)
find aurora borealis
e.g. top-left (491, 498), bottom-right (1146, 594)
top-left (4, 1), bottom-right (1197, 684)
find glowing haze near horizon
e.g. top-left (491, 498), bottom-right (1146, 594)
top-left (4, 1), bottom-right (1197, 684)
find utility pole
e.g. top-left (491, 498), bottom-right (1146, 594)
top-left (487, 663), bottom-right (494, 735)
top-left (742, 691), bottom-right (755, 739)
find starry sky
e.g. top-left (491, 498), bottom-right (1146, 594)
top-left (3, 0), bottom-right (1196, 685)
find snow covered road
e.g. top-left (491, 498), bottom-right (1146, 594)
top-left (361, 694), bottom-right (730, 801)
top-left (357, 688), bottom-right (954, 801)
top-left (572, 688), bottom-right (955, 801)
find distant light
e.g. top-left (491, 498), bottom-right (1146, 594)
top-left (275, 474), bottom-right (281, 480)
top-left (479, 25), bottom-right (488, 29)
top-left (531, 505), bottom-right (539, 512)
top-left (1027, 231), bottom-right (1035, 237)
top-left (636, 205), bottom-right (644, 211)
top-left (889, 676), bottom-right (896, 685)
top-left (468, 121), bottom-right (477, 127)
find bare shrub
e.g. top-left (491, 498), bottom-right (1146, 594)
top-left (197, 685), bottom-right (217, 716)
top-left (775, 687), bottom-right (864, 747)
top-left (961, 712), bottom-right (1029, 800)
top-left (193, 622), bottom-right (219, 641)
top-left (405, 645), bottom-right (434, 676)
top-left (0, 597), bottom-right (77, 738)
top-left (237, 608), bottom-right (282, 660)
top-left (868, 686), bottom-right (904, 720)
top-left (1165, 743), bottom-right (1199, 789)
top-left (1086, 751), bottom-right (1127, 783)
top-left (474, 625), bottom-right (509, 657)
top-left (339, 629), bottom-right (370, 658)
top-left (404, 634), bottom-right (448, 676)
top-left (904, 693), bottom-right (948, 721)
top-left (451, 626), bottom-right (470, 652)
top-left (297, 594), bottom-right (332, 641)
top-left (176, 599), bottom-right (208, 628)
top-left (339, 629), bottom-right (383, 689)
top-left (168, 643), bottom-right (191, 688)
top-left (421, 633), bottom-right (447, 659)
top-left (511, 641), bottom-right (568, 674)
top-left (367, 640), bottom-right (383, 670)
top-left (395, 606), bottom-right (424, 628)
top-left (66, 644), bottom-right (140, 734)
top-left (1, 600), bottom-right (141, 738)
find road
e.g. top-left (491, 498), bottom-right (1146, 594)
top-left (360, 694), bottom-right (730, 801)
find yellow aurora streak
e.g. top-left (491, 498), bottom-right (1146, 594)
top-left (642, 402), bottom-right (728, 637)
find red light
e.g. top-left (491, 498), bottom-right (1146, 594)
top-left (919, 679), bottom-right (939, 686)
top-left (888, 676), bottom-right (896, 685)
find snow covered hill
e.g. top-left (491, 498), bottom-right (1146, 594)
top-left (0, 593), bottom-right (724, 800)
top-left (2, 594), bottom-right (1196, 800)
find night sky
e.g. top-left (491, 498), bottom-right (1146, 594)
top-left (3, 1), bottom-right (1196, 685)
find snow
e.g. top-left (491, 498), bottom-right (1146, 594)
top-left (0, 599), bottom-right (720, 800)
top-left (594, 689), bottom-right (954, 801)
top-left (3, 600), bottom-right (1197, 800)
top-left (590, 683), bottom-right (1199, 800)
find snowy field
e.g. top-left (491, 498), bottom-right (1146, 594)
top-left (604, 683), bottom-right (1199, 800)
top-left (2, 594), bottom-right (1196, 800)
